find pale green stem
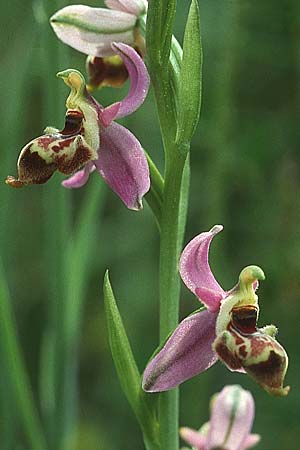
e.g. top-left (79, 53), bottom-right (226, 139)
top-left (158, 148), bottom-right (187, 450)
top-left (145, 1), bottom-right (190, 449)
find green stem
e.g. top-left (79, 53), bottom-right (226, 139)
top-left (0, 261), bottom-right (47, 450)
top-left (146, 2), bottom-right (190, 449)
top-left (158, 149), bottom-right (187, 450)
top-left (149, 46), bottom-right (188, 450)
top-left (159, 152), bottom-right (186, 340)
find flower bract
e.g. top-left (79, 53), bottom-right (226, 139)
top-left (142, 225), bottom-right (290, 395)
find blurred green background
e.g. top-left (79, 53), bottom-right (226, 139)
top-left (1, 0), bottom-right (299, 449)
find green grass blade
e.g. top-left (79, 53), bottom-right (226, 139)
top-left (0, 260), bottom-right (47, 450)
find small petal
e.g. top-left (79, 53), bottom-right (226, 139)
top-left (111, 43), bottom-right (150, 119)
top-left (100, 103), bottom-right (121, 128)
top-left (142, 310), bottom-right (218, 392)
top-left (105, 0), bottom-right (147, 16)
top-left (207, 385), bottom-right (255, 450)
top-left (94, 121), bottom-right (149, 210)
top-left (50, 6), bottom-right (137, 57)
top-left (241, 434), bottom-right (261, 450)
top-left (195, 287), bottom-right (224, 312)
top-left (62, 162), bottom-right (95, 188)
top-left (180, 427), bottom-right (207, 450)
top-left (179, 225), bottom-right (225, 311)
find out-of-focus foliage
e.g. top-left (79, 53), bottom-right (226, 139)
top-left (0, 0), bottom-right (299, 449)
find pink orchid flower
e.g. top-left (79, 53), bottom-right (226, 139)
top-left (142, 225), bottom-right (289, 395)
top-left (6, 44), bottom-right (150, 211)
top-left (180, 385), bottom-right (260, 450)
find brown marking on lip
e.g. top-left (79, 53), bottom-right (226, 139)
top-left (232, 305), bottom-right (258, 335)
top-left (56, 144), bottom-right (93, 175)
top-left (37, 135), bottom-right (56, 149)
top-left (239, 344), bottom-right (247, 358)
top-left (214, 338), bottom-right (242, 371)
top-left (249, 334), bottom-right (272, 358)
top-left (17, 145), bottom-right (57, 185)
top-left (51, 137), bottom-right (76, 153)
top-left (227, 326), bottom-right (245, 345)
top-left (246, 350), bottom-right (286, 390)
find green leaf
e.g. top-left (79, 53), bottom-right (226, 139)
top-left (176, 0), bottom-right (202, 147)
top-left (103, 271), bottom-right (161, 450)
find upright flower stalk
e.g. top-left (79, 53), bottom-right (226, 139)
top-left (146, 1), bottom-right (202, 449)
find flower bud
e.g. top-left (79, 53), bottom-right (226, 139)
top-left (180, 385), bottom-right (260, 450)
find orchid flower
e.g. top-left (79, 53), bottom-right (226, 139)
top-left (180, 385), bottom-right (260, 450)
top-left (142, 225), bottom-right (290, 395)
top-left (50, 0), bottom-right (147, 90)
top-left (6, 43), bottom-right (150, 211)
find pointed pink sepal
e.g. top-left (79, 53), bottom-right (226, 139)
top-left (179, 225), bottom-right (226, 311)
top-left (111, 43), bottom-right (150, 119)
top-left (94, 121), bottom-right (149, 210)
top-left (100, 103), bottom-right (121, 127)
top-left (142, 310), bottom-right (218, 392)
top-left (195, 287), bottom-right (224, 312)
